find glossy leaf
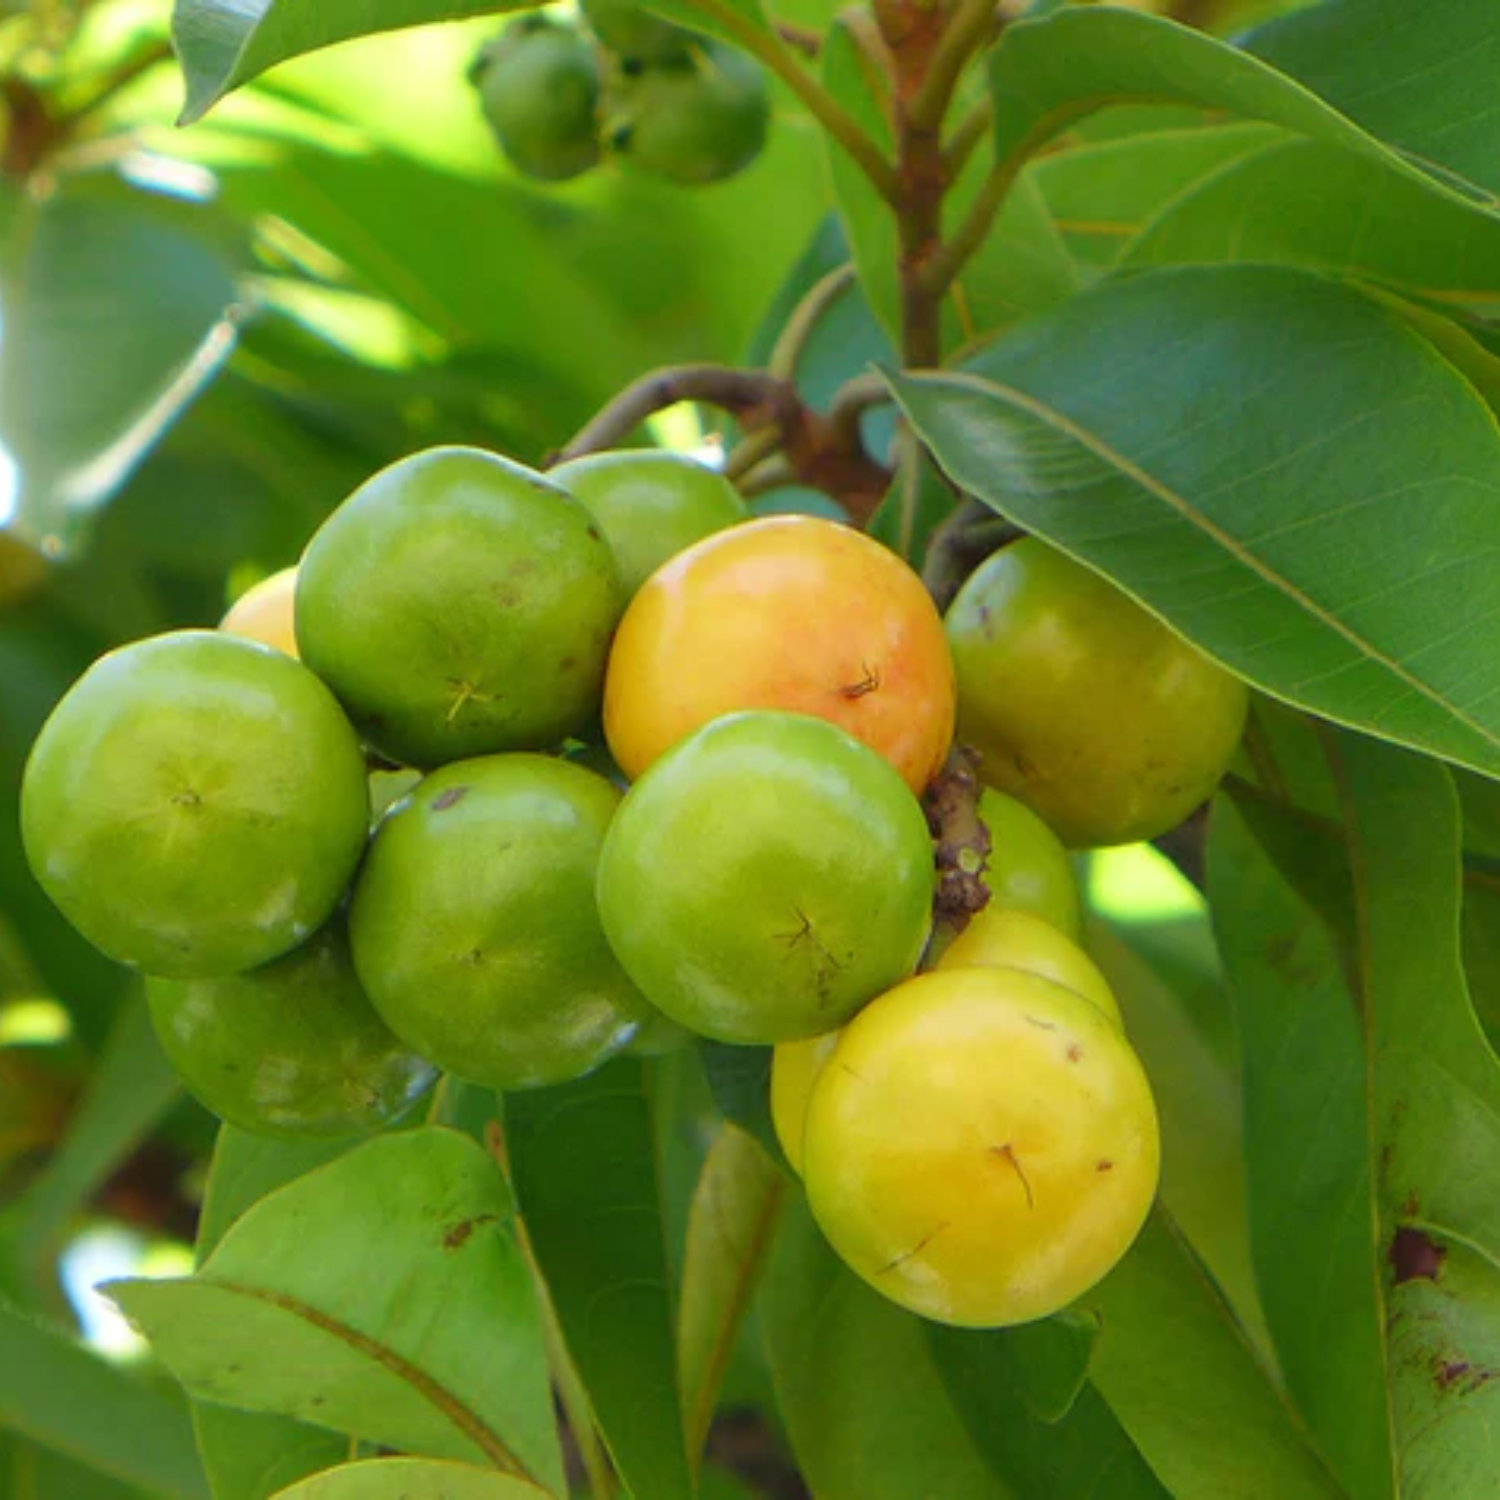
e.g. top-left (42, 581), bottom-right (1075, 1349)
top-left (0, 1298), bottom-right (207, 1500)
top-left (1244, 0), bottom-right (1500, 197)
top-left (988, 8), bottom-right (1500, 214)
top-left (505, 1059), bottom-right (693, 1500)
top-left (677, 1123), bottom-right (785, 1467)
top-left (1031, 122), bottom-right (1287, 273)
top-left (759, 1196), bottom-right (1006, 1500)
top-left (699, 1043), bottom-right (785, 1169)
top-left (1, 193), bottom-right (239, 554)
top-left (272, 1456), bottom-right (554, 1499)
top-left (1214, 733), bottom-right (1500, 1494)
top-left (1124, 138), bottom-right (1500, 325)
top-left (107, 1129), bottom-right (563, 1494)
top-left (890, 265), bottom-right (1500, 781)
top-left (172, 0), bottom-right (533, 123)
top-left (1084, 1211), bottom-right (1341, 1498)
top-left (927, 1318), bottom-right (1168, 1499)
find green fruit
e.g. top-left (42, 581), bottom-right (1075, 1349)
top-left (607, 43), bottom-right (768, 185)
top-left (21, 631), bottom-right (369, 978)
top-left (580, 0), bottom-right (689, 63)
top-left (472, 18), bottom-right (601, 182)
top-left (296, 446), bottom-right (623, 769)
top-left (945, 539), bottom-right (1249, 848)
top-left (596, 710), bottom-right (934, 1045)
top-left (147, 919), bottom-right (437, 1138)
top-left (977, 788), bottom-right (1082, 939)
top-left (551, 451), bottom-right (747, 597)
top-left (349, 754), bottom-right (656, 1089)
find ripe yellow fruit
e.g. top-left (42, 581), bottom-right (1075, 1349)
top-left (804, 967), bottom-right (1158, 1327)
top-left (220, 567), bottom-right (299, 658)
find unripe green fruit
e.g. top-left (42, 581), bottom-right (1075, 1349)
top-left (21, 631), bottom-right (370, 978)
top-left (551, 450), bottom-right (747, 597)
top-left (606, 43), bottom-right (768, 185)
top-left (946, 539), bottom-right (1249, 848)
top-left (471, 18), bottom-right (601, 183)
top-left (147, 920), bottom-right (437, 1139)
top-left (596, 711), bottom-right (934, 1045)
top-left (580, 0), bottom-right (690, 64)
top-left (349, 754), bottom-right (657, 1089)
top-left (296, 446), bottom-right (622, 769)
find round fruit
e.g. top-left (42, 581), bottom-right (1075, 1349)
top-left (147, 920), bottom-right (437, 1138)
top-left (471, 18), bottom-right (601, 183)
top-left (220, 567), bottom-right (299, 657)
top-left (551, 451), bottom-right (746, 598)
top-left (945, 539), bottom-right (1249, 848)
top-left (936, 908), bottom-right (1120, 1028)
top-left (349, 754), bottom-right (655, 1089)
top-left (21, 631), bottom-right (370, 978)
top-left (804, 967), bottom-right (1158, 1327)
top-left (771, 1029), bottom-right (841, 1175)
top-left (580, 0), bottom-right (689, 62)
top-left (975, 788), bottom-right (1081, 940)
top-left (606, 43), bottom-right (768, 185)
top-left (596, 711), bottom-right (934, 1044)
top-left (604, 515), bottom-right (955, 795)
top-left (296, 446), bottom-right (622, 769)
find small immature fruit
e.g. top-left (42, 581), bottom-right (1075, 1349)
top-left (349, 754), bottom-right (655, 1090)
top-left (936, 907), bottom-right (1121, 1028)
top-left (297, 446), bottom-right (622, 769)
top-left (471, 18), bottom-right (601, 183)
top-left (21, 632), bottom-right (369, 978)
top-left (604, 515), bottom-right (955, 795)
top-left (606, 43), bottom-right (768, 185)
top-left (596, 711), bottom-right (934, 1045)
top-left (580, 0), bottom-right (689, 63)
top-left (771, 1030), bottom-right (841, 1175)
top-left (551, 450), bottom-right (746, 598)
top-left (975, 788), bottom-right (1082, 940)
top-left (147, 920), bottom-right (437, 1138)
top-left (220, 566), bottom-right (299, 657)
top-left (945, 539), bottom-right (1249, 848)
top-left (804, 967), bottom-right (1159, 1328)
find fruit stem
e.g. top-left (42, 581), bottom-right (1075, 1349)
top-left (692, 0), bottom-right (900, 203)
top-left (768, 262), bottom-right (857, 379)
top-left (916, 148), bottom-right (1017, 300)
top-left (943, 92), bottom-right (992, 176)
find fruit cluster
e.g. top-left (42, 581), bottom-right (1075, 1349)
top-left (469, 6), bottom-right (768, 186)
top-left (21, 442), bottom-right (1249, 1328)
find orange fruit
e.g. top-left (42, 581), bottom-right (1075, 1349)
top-left (603, 516), bottom-right (954, 794)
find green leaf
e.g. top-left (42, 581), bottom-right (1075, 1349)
top-left (271, 1456), bottom-right (554, 1498)
top-left (1086, 923), bottom-right (1269, 1356)
top-left (1, 193), bottom-right (239, 554)
top-left (171, 0), bottom-right (534, 123)
top-left (106, 1128), bottom-right (563, 1495)
top-left (759, 1195), bottom-right (1007, 1500)
top-left (1244, 0), bottom-right (1500, 198)
top-left (1085, 1211), bottom-right (1342, 1498)
top-left (699, 1043), bottom-right (785, 1169)
top-left (11, 987), bottom-right (180, 1272)
top-left (0, 1430), bottom-right (161, 1500)
top-left (1123, 138), bottom-right (1500, 324)
top-left (0, 1298), bottom-right (207, 1500)
top-left (889, 265), bottom-right (1500, 782)
top-left (192, 1128), bottom-right (365, 1500)
top-left (1031, 122), bottom-right (1288, 274)
top-left (677, 1123), bottom-right (785, 1467)
top-left (505, 1058), bottom-right (693, 1500)
top-left (926, 1317), bottom-right (1169, 1499)
top-left (866, 436), bottom-right (955, 568)
top-left (1214, 732), bottom-right (1500, 1494)
top-left (989, 8), bottom-right (1500, 215)
top-left (636, 0), bottom-right (773, 48)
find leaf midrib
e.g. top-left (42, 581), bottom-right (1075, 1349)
top-left (903, 369), bottom-right (1500, 761)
